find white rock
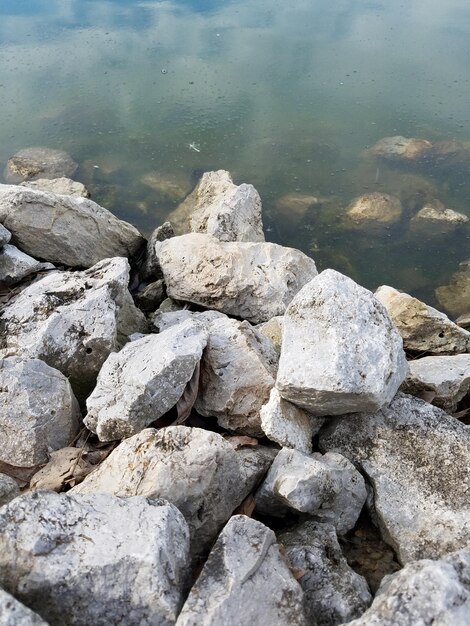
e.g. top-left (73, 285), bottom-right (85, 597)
top-left (402, 354), bottom-right (470, 413)
top-left (0, 257), bottom-right (146, 399)
top-left (346, 549), bottom-right (470, 626)
top-left (376, 285), bottom-right (470, 354)
top-left (256, 315), bottom-right (284, 352)
top-left (20, 177), bottom-right (89, 198)
top-left (0, 244), bottom-right (54, 286)
top-left (276, 270), bottom-right (408, 415)
top-left (176, 515), bottom-right (306, 626)
top-left (0, 588), bottom-right (48, 626)
top-left (0, 223), bottom-right (11, 247)
top-left (155, 233), bottom-right (317, 323)
top-left (409, 200), bottom-right (469, 236)
top-left (0, 357), bottom-right (80, 467)
top-left (278, 521), bottom-right (372, 626)
top-left (84, 319), bottom-right (208, 441)
top-left (0, 474), bottom-right (20, 507)
top-left (320, 392), bottom-right (470, 563)
top-left (436, 258), bottom-right (470, 318)
top-left (344, 193), bottom-right (403, 233)
top-left (255, 448), bottom-right (367, 534)
top-left (0, 184), bottom-right (144, 268)
top-left (72, 426), bottom-right (275, 556)
top-left (0, 491), bottom-right (189, 626)
top-left (5, 147), bottom-right (78, 183)
top-left (368, 136), bottom-right (432, 162)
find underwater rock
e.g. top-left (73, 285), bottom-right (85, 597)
top-left (20, 177), bottom-right (89, 198)
top-left (368, 136), bottom-right (432, 163)
top-left (140, 171), bottom-right (190, 201)
top-left (0, 244), bottom-right (54, 286)
top-left (344, 192), bottom-right (403, 233)
top-left (274, 193), bottom-right (321, 226)
top-left (436, 258), bottom-right (470, 318)
top-left (4, 147), bottom-right (78, 183)
top-left (409, 199), bottom-right (468, 236)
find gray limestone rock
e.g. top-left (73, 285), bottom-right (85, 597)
top-left (0, 244), bottom-right (54, 286)
top-left (20, 177), bottom-right (89, 198)
top-left (320, 392), bottom-right (470, 563)
top-left (256, 315), bottom-right (284, 353)
top-left (5, 147), bottom-right (78, 183)
top-left (155, 233), bottom-right (317, 323)
top-left (0, 491), bottom-right (190, 626)
top-left (0, 223), bottom-right (11, 247)
top-left (0, 357), bottom-right (80, 467)
top-left (255, 448), bottom-right (367, 534)
top-left (0, 474), bottom-right (20, 507)
top-left (276, 270), bottom-right (408, 415)
top-left (344, 193), bottom-right (403, 233)
top-left (436, 258), bottom-right (470, 318)
top-left (0, 589), bottom-right (48, 626)
top-left (278, 521), bottom-right (372, 626)
top-left (0, 184), bottom-right (144, 268)
top-left (84, 318), bottom-right (208, 441)
top-left (176, 515), bottom-right (306, 626)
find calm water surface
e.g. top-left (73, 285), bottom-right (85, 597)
top-left (1, 0), bottom-right (470, 304)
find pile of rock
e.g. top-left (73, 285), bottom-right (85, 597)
top-left (0, 155), bottom-right (469, 626)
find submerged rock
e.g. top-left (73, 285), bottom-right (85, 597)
top-left (0, 244), bottom-right (54, 286)
top-left (409, 199), bottom-right (469, 236)
top-left (275, 193), bottom-right (321, 225)
top-left (20, 177), bottom-right (89, 198)
top-left (368, 136), bottom-right (432, 162)
top-left (0, 474), bottom-right (20, 507)
top-left (344, 193), bottom-right (402, 233)
top-left (4, 147), bottom-right (78, 183)
top-left (0, 588), bottom-right (48, 626)
top-left (436, 259), bottom-right (470, 318)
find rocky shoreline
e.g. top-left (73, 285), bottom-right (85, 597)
top-left (0, 144), bottom-right (469, 625)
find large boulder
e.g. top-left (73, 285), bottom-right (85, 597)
top-left (4, 147), bottom-right (78, 183)
top-left (0, 244), bottom-right (54, 286)
top-left (0, 257), bottom-right (146, 399)
top-left (276, 270), bottom-right (407, 415)
top-left (367, 136), bottom-right (432, 162)
top-left (344, 193), bottom-right (403, 233)
top-left (320, 393), bottom-right (470, 563)
top-left (84, 318), bottom-right (208, 441)
top-left (154, 233), bottom-right (317, 323)
top-left (20, 177), bottom-right (89, 198)
top-left (0, 185), bottom-right (144, 268)
top-left (0, 357), bottom-right (80, 467)
top-left (436, 259), bottom-right (470, 318)
top-left (0, 588), bottom-right (48, 626)
top-left (0, 491), bottom-right (190, 626)
top-left (176, 515), bottom-right (306, 626)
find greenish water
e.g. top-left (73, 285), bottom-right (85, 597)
top-left (1, 0), bottom-right (469, 305)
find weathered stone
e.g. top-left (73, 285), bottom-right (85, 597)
top-left (155, 233), bottom-right (317, 323)
top-left (278, 521), bottom-right (372, 626)
top-left (346, 549), bottom-right (470, 626)
top-left (0, 357), bottom-right (80, 467)
top-left (84, 319), bottom-right (208, 441)
top-left (0, 588), bottom-right (48, 626)
top-left (141, 221), bottom-right (174, 281)
top-left (0, 474), bottom-right (20, 507)
top-left (409, 199), bottom-right (469, 236)
top-left (375, 285), bottom-right (470, 354)
top-left (0, 223), bottom-right (11, 247)
top-left (0, 491), bottom-right (189, 626)
top-left (344, 193), bottom-right (402, 233)
top-left (0, 185), bottom-right (144, 268)
top-left (133, 279), bottom-right (165, 312)
top-left (276, 270), bottom-right (407, 415)
top-left (5, 147), bottom-right (78, 183)
top-left (0, 257), bottom-right (146, 399)
top-left (20, 177), bottom-right (89, 198)
top-left (195, 316), bottom-right (278, 436)
top-left (176, 515), bottom-right (306, 626)
top-left (368, 136), bottom-right (432, 162)
top-left (320, 392), bottom-right (470, 563)
top-left (402, 354), bottom-right (470, 413)
top-left (436, 259), bottom-right (470, 318)
top-left (72, 427), bottom-right (275, 556)
top-left (256, 448), bottom-right (367, 534)
top-left (0, 244), bottom-right (54, 286)
top-left (256, 315), bottom-right (284, 352)
top-left (457, 312), bottom-right (470, 330)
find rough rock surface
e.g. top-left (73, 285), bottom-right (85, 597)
top-left (155, 233), bottom-right (317, 323)
top-left (176, 515), bottom-right (306, 626)
top-left (0, 244), bottom-right (54, 286)
top-left (0, 588), bottom-right (48, 626)
top-left (195, 316), bottom-right (278, 436)
top-left (320, 392), bottom-right (470, 563)
top-left (72, 427), bottom-right (275, 556)
top-left (375, 285), bottom-right (470, 354)
top-left (256, 448), bottom-right (367, 534)
top-left (368, 136), bottom-right (432, 162)
top-left (402, 354), bottom-right (470, 413)
top-left (279, 521), bottom-right (372, 626)
top-left (0, 357), bottom-right (80, 467)
top-left (20, 177), bottom-right (89, 198)
top-left (4, 147), bottom-right (78, 183)
top-left (346, 549), bottom-right (470, 626)
top-left (0, 223), bottom-right (11, 247)
top-left (436, 258), bottom-right (470, 317)
top-left (276, 270), bottom-right (407, 415)
top-left (141, 221), bottom-right (174, 281)
top-left (84, 318), bottom-right (208, 441)
top-left (256, 315), bottom-right (284, 352)
top-left (409, 200), bottom-right (469, 236)
top-left (0, 491), bottom-right (189, 626)
top-left (0, 185), bottom-right (144, 267)
top-left (344, 193), bottom-right (402, 232)
top-left (0, 474), bottom-right (20, 507)
top-left (0, 257), bottom-right (146, 398)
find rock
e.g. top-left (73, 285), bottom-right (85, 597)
top-left (368, 136), bottom-right (432, 162)
top-left (457, 312), bottom-right (470, 330)
top-left (255, 448), bottom-right (367, 534)
top-left (20, 177), bottom-right (89, 198)
top-left (72, 426), bottom-right (275, 556)
top-left (0, 588), bottom-right (48, 626)
top-left (260, 388), bottom-right (323, 453)
top-left (4, 147), bottom-right (78, 183)
top-left (0, 185), bottom-right (144, 268)
top-left (402, 354), bottom-right (470, 413)
top-left (345, 549), bottom-right (470, 626)
top-left (375, 285), bottom-right (470, 354)
top-left (256, 316), bottom-right (284, 352)
top-left (275, 193), bottom-right (321, 225)
top-left (409, 199), bottom-right (469, 236)
top-left (84, 318), bottom-right (208, 441)
top-left (0, 257), bottom-right (146, 399)
top-left (320, 392), bottom-right (470, 563)
top-left (344, 193), bottom-right (403, 233)
top-left (426, 139), bottom-right (470, 172)
top-left (140, 171), bottom-right (190, 201)
top-left (0, 357), bottom-right (80, 467)
top-left (276, 270), bottom-right (407, 415)
top-left (0, 474), bottom-right (20, 507)
top-left (133, 279), bottom-right (165, 312)
top-left (278, 521), bottom-right (372, 626)
top-left (195, 316), bottom-right (278, 436)
top-left (0, 491), bottom-right (189, 626)
top-left (176, 515), bottom-right (306, 626)
top-left (0, 224), bottom-right (11, 247)
top-left (0, 244), bottom-right (54, 287)
top-left (141, 221), bottom-right (174, 281)
top-left (436, 259), bottom-right (470, 318)
top-left (155, 233), bottom-right (317, 323)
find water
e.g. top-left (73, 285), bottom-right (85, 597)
top-left (1, 0), bottom-right (469, 306)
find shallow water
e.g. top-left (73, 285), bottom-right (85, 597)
top-left (1, 0), bottom-right (469, 305)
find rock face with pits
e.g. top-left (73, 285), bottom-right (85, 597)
top-left (344, 193), bottom-right (403, 233)
top-left (4, 147), bottom-right (78, 183)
